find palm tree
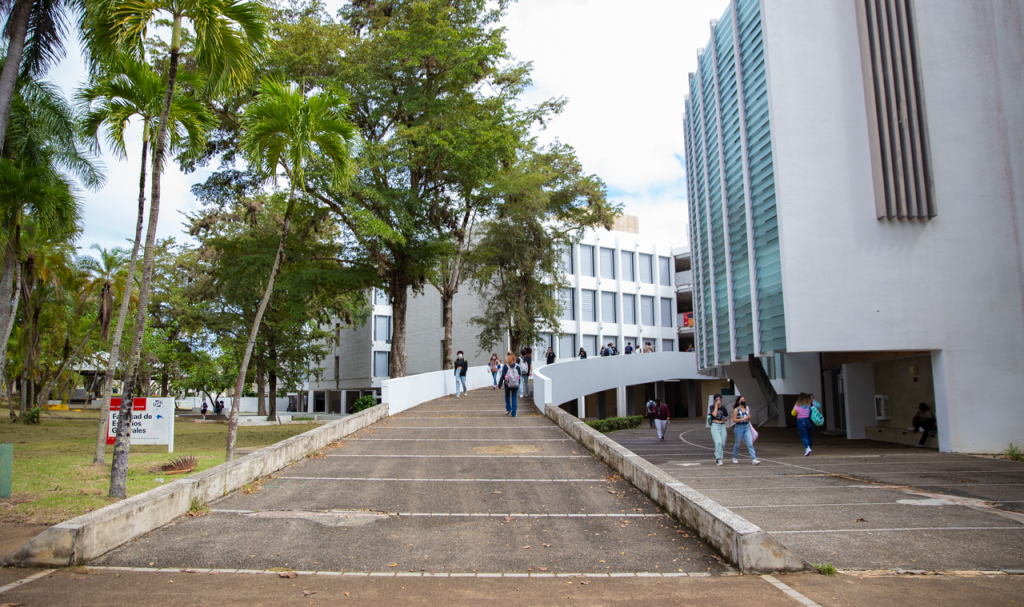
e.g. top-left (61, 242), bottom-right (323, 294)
top-left (76, 55), bottom-right (211, 465)
top-left (89, 0), bottom-right (267, 498)
top-left (224, 78), bottom-right (356, 461)
top-left (0, 76), bottom-right (98, 406)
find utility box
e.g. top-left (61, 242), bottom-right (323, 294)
top-left (874, 394), bottom-right (891, 421)
top-left (0, 442), bottom-right (11, 499)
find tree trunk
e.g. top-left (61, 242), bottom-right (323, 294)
top-left (442, 291), bottom-right (454, 370)
top-left (36, 318), bottom-right (98, 408)
top-left (0, 241), bottom-right (21, 397)
top-left (267, 367), bottom-right (277, 421)
top-left (0, 0), bottom-right (32, 158)
top-left (19, 374), bottom-right (26, 417)
top-left (93, 127), bottom-right (147, 465)
top-left (388, 271), bottom-right (409, 379)
top-left (225, 201), bottom-right (293, 461)
top-left (256, 360), bottom-right (266, 417)
top-left (160, 371), bottom-right (168, 396)
top-left (109, 45), bottom-right (180, 498)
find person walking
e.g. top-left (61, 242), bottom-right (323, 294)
top-left (643, 342), bottom-right (654, 353)
top-left (453, 351), bottom-right (469, 397)
top-left (708, 395), bottom-right (728, 466)
top-left (578, 347), bottom-right (587, 360)
top-left (645, 398), bottom-right (657, 428)
top-left (489, 354), bottom-right (501, 389)
top-left (731, 397), bottom-right (760, 465)
top-left (654, 399), bottom-right (670, 441)
top-left (201, 400), bottom-right (208, 420)
top-left (498, 353), bottom-right (522, 417)
top-left (545, 347), bottom-right (555, 365)
top-left (519, 349), bottom-right (532, 398)
top-left (793, 393), bottom-right (816, 456)
top-left (624, 342), bottom-right (634, 355)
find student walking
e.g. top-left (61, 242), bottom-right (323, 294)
top-left (489, 354), bottom-right (501, 389)
top-left (519, 348), bottom-right (532, 398)
top-left (793, 393), bottom-right (816, 456)
top-left (453, 351), bottom-right (469, 397)
top-left (545, 347), bottom-right (555, 365)
top-left (708, 395), bottom-right (728, 465)
top-left (646, 398), bottom-right (657, 428)
top-left (201, 400), bottom-right (208, 420)
top-left (731, 397), bottom-right (760, 465)
top-left (499, 353), bottom-right (522, 417)
top-left (654, 399), bottom-right (670, 441)
top-left (624, 342), bottom-right (634, 355)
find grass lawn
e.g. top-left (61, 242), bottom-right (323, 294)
top-left (0, 410), bottom-right (322, 525)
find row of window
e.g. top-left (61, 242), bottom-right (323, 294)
top-left (548, 334), bottom-right (677, 359)
top-left (563, 246), bottom-right (674, 285)
top-left (559, 289), bottom-right (673, 327)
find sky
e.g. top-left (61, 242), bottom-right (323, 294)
top-left (48, 0), bottom-right (729, 256)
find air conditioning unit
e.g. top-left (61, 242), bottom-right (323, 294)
top-left (874, 394), bottom-right (890, 421)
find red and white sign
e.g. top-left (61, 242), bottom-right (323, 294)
top-left (106, 397), bottom-right (175, 452)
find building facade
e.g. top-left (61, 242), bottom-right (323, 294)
top-left (304, 216), bottom-right (684, 414)
top-left (683, 0), bottom-right (1024, 452)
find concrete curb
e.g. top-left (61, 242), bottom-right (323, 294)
top-left (1, 404), bottom-right (389, 568)
top-left (544, 404), bottom-right (810, 574)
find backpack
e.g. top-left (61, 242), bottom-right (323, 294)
top-left (810, 401), bottom-right (825, 426)
top-left (505, 364), bottom-right (521, 389)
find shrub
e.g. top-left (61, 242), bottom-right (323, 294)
top-left (813, 562), bottom-right (837, 576)
top-left (586, 415), bottom-right (643, 433)
top-left (22, 406), bottom-right (41, 425)
top-left (1004, 443), bottom-right (1024, 462)
top-left (353, 395), bottom-right (378, 412)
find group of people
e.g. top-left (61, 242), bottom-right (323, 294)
top-left (200, 399), bottom-right (224, 419)
top-left (450, 349), bottom-right (533, 417)
top-left (645, 398), bottom-right (672, 440)
top-left (707, 392), bottom-right (823, 465)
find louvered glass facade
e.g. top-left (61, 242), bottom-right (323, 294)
top-left (684, 0), bottom-right (786, 370)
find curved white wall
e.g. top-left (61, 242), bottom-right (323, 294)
top-left (382, 365), bottom-right (498, 415)
top-left (532, 352), bottom-right (703, 407)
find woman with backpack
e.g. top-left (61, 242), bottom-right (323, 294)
top-left (731, 397), bottom-right (761, 465)
top-left (708, 395), bottom-right (728, 466)
top-left (793, 393), bottom-right (818, 456)
top-left (489, 354), bottom-right (501, 390)
top-left (498, 353), bottom-right (522, 417)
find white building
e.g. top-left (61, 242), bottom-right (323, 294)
top-left (303, 215), bottom-right (693, 415)
top-left (682, 0), bottom-right (1024, 453)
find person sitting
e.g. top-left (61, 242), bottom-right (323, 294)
top-left (912, 403), bottom-right (936, 447)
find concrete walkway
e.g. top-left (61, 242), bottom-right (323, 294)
top-left (91, 388), bottom-right (725, 575)
top-left (607, 420), bottom-right (1024, 571)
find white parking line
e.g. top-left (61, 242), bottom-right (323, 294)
top-left (768, 526), bottom-right (1024, 534)
top-left (81, 566), bottom-right (701, 578)
top-left (326, 454), bottom-right (589, 459)
top-left (276, 476), bottom-right (606, 482)
top-left (209, 509), bottom-right (663, 518)
top-left (762, 575), bottom-right (822, 607)
top-left (0, 569), bottom-right (54, 595)
top-left (346, 438), bottom-right (572, 441)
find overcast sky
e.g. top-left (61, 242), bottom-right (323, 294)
top-left (49, 0), bottom-right (728, 255)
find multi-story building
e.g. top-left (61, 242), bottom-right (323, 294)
top-left (682, 0), bottom-right (1024, 452)
top-left (303, 215), bottom-right (686, 414)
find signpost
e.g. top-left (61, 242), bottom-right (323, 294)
top-left (106, 398), bottom-right (175, 452)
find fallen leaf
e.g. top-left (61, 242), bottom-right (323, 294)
top-left (522, 546), bottom-right (530, 549)
top-left (492, 491), bottom-right (502, 494)
top-left (389, 563), bottom-right (398, 567)
top-left (303, 591), bottom-right (317, 596)
top-left (854, 518), bottom-right (867, 523)
top-left (149, 562), bottom-right (155, 566)
top-left (536, 567), bottom-right (548, 572)
top-left (279, 572), bottom-right (298, 579)
top-left (344, 592), bottom-right (350, 596)
top-left (580, 581), bottom-right (590, 585)
top-left (542, 543), bottom-right (552, 547)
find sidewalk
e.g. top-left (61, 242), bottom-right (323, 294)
top-left (606, 420), bottom-right (1024, 571)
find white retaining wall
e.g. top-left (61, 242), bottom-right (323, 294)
top-left (532, 352), bottom-right (703, 408)
top-left (383, 365), bottom-right (495, 415)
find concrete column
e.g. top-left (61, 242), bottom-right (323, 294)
top-left (931, 350), bottom-right (950, 452)
top-left (842, 362), bottom-right (877, 440)
top-left (687, 380), bottom-right (698, 419)
top-left (616, 385), bottom-right (627, 418)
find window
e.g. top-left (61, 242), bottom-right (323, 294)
top-left (374, 288), bottom-right (389, 306)
top-left (373, 351), bottom-right (390, 378)
top-left (660, 298), bottom-right (673, 327)
top-left (334, 325), bottom-right (340, 347)
top-left (622, 293), bottom-right (636, 325)
top-left (374, 315), bottom-right (392, 342)
top-left (621, 251), bottom-right (635, 282)
top-left (334, 355), bottom-right (339, 379)
top-left (639, 253), bottom-right (653, 284)
top-left (559, 288), bottom-right (575, 321)
top-left (581, 289), bottom-right (596, 322)
top-left (659, 256), bottom-right (672, 286)
top-left (582, 334), bottom-right (598, 358)
top-left (600, 291), bottom-right (616, 323)
top-left (641, 295), bottom-right (655, 326)
top-left (580, 244), bottom-right (595, 277)
top-left (441, 297), bottom-right (447, 327)
top-left (662, 339), bottom-right (675, 352)
top-left (561, 245), bottom-right (574, 274)
top-left (539, 333), bottom-right (554, 354)
top-left (558, 334), bottom-right (576, 359)
top-left (599, 247), bottom-right (615, 279)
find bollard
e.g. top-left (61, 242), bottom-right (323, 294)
top-left (0, 442), bottom-right (11, 499)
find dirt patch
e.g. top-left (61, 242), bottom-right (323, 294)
top-left (472, 445), bottom-right (541, 454)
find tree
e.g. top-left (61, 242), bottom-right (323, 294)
top-left (76, 54), bottom-right (212, 465)
top-left (0, 74), bottom-right (99, 409)
top-left (470, 142), bottom-right (620, 354)
top-left (224, 77), bottom-right (356, 460)
top-left (91, 0), bottom-right (268, 498)
top-left (307, 0), bottom-right (534, 378)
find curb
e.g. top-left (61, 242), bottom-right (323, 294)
top-left (1, 405), bottom-right (389, 568)
top-left (544, 404), bottom-right (810, 574)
